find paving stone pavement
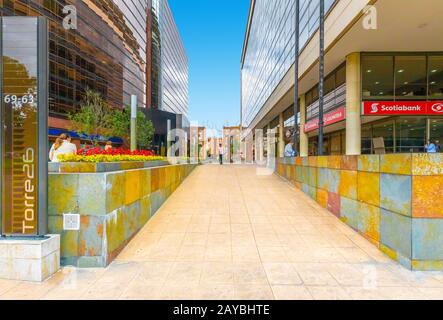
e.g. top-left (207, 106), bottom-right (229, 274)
top-left (2, 165), bottom-right (443, 300)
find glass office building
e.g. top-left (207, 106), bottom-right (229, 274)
top-left (148, 0), bottom-right (188, 117)
top-left (241, 0), bottom-right (335, 128)
top-left (0, 0), bottom-right (147, 140)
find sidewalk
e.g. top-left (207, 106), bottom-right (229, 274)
top-left (1, 165), bottom-right (443, 300)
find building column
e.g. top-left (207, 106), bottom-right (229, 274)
top-left (299, 94), bottom-right (309, 157)
top-left (346, 52), bottom-right (362, 155)
top-left (278, 112), bottom-right (284, 157)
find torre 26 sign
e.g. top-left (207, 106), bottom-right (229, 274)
top-left (0, 17), bottom-right (48, 236)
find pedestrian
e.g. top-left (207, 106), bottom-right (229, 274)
top-left (49, 133), bottom-right (76, 162)
top-left (284, 141), bottom-right (296, 157)
top-left (66, 134), bottom-right (78, 154)
top-left (219, 143), bottom-right (224, 165)
top-left (425, 140), bottom-right (437, 153)
top-left (105, 141), bottom-right (113, 152)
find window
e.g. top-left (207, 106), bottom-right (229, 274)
top-left (362, 55), bottom-right (394, 99)
top-left (325, 74), bottom-right (335, 95)
top-left (429, 56), bottom-right (443, 99)
top-left (362, 125), bottom-right (372, 154)
top-left (395, 56), bottom-right (427, 100)
top-left (336, 64), bottom-right (346, 86)
top-left (395, 118), bottom-right (427, 153)
top-left (430, 119), bottom-right (443, 150)
top-left (373, 121), bottom-right (394, 153)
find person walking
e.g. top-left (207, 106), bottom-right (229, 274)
top-left (425, 140), bottom-right (438, 153)
top-left (219, 144), bottom-right (224, 165)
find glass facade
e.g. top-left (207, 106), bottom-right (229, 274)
top-left (0, 0), bottom-right (147, 119)
top-left (361, 117), bottom-right (443, 154)
top-left (241, 0), bottom-right (336, 128)
top-left (157, 0), bottom-right (188, 117)
top-left (362, 53), bottom-right (443, 101)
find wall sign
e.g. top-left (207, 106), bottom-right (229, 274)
top-left (304, 106), bottom-right (346, 133)
top-left (1, 17), bottom-right (48, 236)
top-left (363, 101), bottom-right (443, 116)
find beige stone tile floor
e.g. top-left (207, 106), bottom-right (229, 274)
top-left (2, 165), bottom-right (443, 300)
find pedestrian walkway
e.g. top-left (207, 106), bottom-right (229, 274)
top-left (2, 165), bottom-right (443, 300)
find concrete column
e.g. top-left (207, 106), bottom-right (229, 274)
top-left (278, 112), bottom-right (284, 157)
top-left (346, 52), bottom-right (362, 155)
top-left (299, 94), bottom-right (309, 157)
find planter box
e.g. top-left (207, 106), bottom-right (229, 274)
top-left (48, 163), bottom-right (197, 268)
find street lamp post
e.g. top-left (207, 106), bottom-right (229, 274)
top-left (318, 0), bottom-right (325, 156)
top-left (293, 0), bottom-right (300, 154)
top-left (131, 95), bottom-right (137, 152)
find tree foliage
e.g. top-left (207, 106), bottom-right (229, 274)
top-left (137, 111), bottom-right (154, 149)
top-left (70, 89), bottom-right (155, 149)
top-left (69, 89), bottom-right (112, 145)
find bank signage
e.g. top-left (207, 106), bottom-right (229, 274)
top-left (0, 17), bottom-right (48, 236)
top-left (304, 106), bottom-right (346, 133)
top-left (363, 101), bottom-right (443, 116)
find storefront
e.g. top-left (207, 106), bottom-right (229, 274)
top-left (299, 52), bottom-right (443, 155)
top-left (361, 52), bottom-right (443, 154)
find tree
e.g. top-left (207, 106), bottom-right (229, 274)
top-left (69, 89), bottom-right (111, 145)
top-left (137, 111), bottom-right (154, 149)
top-left (108, 108), bottom-right (130, 142)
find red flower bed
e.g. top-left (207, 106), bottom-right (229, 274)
top-left (77, 146), bottom-right (155, 157)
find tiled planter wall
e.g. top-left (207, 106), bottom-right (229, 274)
top-left (276, 154), bottom-right (443, 271)
top-left (48, 163), bottom-right (196, 268)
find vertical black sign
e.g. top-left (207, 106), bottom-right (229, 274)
top-left (1, 17), bottom-right (48, 236)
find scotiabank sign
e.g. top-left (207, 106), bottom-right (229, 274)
top-left (304, 106), bottom-right (346, 133)
top-left (363, 101), bottom-right (443, 116)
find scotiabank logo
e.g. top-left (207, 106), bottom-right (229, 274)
top-left (370, 103), bottom-right (379, 114)
top-left (431, 103), bottom-right (443, 113)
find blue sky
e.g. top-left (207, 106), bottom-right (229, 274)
top-left (169, 0), bottom-right (250, 135)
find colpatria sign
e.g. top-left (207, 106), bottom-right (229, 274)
top-left (1, 17), bottom-right (48, 236)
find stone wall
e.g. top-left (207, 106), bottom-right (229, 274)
top-left (276, 154), bottom-right (443, 271)
top-left (48, 163), bottom-right (196, 267)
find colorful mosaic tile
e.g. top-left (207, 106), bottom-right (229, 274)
top-left (79, 215), bottom-right (105, 258)
top-left (308, 167), bottom-right (317, 187)
top-left (308, 156), bottom-right (318, 168)
top-left (338, 170), bottom-right (357, 200)
top-left (412, 176), bottom-right (443, 218)
top-left (340, 197), bottom-right (359, 230)
top-left (380, 154), bottom-right (412, 175)
top-left (358, 202), bottom-right (380, 243)
top-left (327, 156), bottom-right (341, 169)
top-left (412, 219), bottom-right (443, 260)
top-left (317, 168), bottom-right (330, 191)
top-left (327, 192), bottom-right (341, 218)
top-left (327, 169), bottom-right (340, 194)
top-left (341, 155), bottom-right (358, 171)
top-left (380, 209), bottom-right (412, 259)
top-left (380, 174), bottom-right (412, 216)
top-left (125, 170), bottom-right (141, 205)
top-left (78, 174), bottom-right (107, 216)
top-left (317, 189), bottom-right (328, 208)
top-left (358, 155), bottom-right (380, 173)
top-left (412, 153), bottom-right (443, 176)
top-left (317, 156), bottom-right (328, 168)
top-left (106, 172), bottom-right (125, 213)
top-left (48, 174), bottom-right (79, 216)
top-left (357, 172), bottom-right (380, 207)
